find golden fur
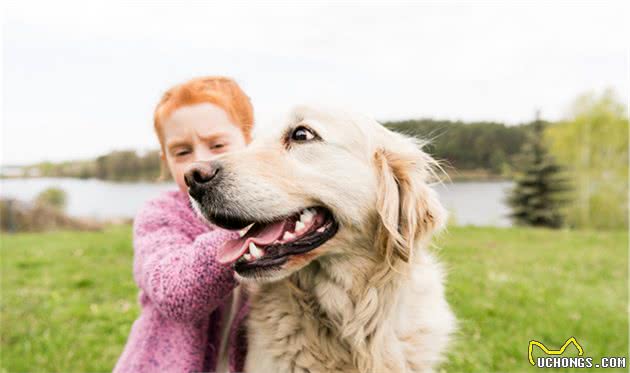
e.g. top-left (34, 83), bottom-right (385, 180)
top-left (195, 106), bottom-right (456, 372)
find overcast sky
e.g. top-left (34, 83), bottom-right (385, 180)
top-left (2, 1), bottom-right (628, 165)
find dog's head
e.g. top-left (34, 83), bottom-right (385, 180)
top-left (186, 106), bottom-right (446, 282)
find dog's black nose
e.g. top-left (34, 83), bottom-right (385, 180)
top-left (184, 162), bottom-right (222, 200)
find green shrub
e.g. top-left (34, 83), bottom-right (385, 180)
top-left (35, 187), bottom-right (67, 211)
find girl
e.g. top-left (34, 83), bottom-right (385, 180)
top-left (114, 77), bottom-right (253, 373)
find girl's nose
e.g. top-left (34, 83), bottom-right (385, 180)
top-left (193, 146), bottom-right (216, 162)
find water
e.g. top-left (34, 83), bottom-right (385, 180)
top-left (435, 181), bottom-right (513, 227)
top-left (0, 178), bottom-right (176, 220)
top-left (0, 178), bottom-right (514, 226)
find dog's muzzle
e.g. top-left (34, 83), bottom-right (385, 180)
top-left (184, 161), bottom-right (223, 202)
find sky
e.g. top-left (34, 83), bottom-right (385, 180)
top-left (2, 0), bottom-right (628, 165)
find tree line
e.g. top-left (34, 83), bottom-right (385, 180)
top-left (26, 150), bottom-right (165, 181)
top-left (385, 119), bottom-right (533, 176)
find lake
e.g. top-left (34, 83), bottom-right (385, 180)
top-left (0, 178), bottom-right (514, 227)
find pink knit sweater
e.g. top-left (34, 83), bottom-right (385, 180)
top-left (113, 190), bottom-right (248, 373)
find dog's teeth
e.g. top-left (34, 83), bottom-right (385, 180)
top-left (249, 242), bottom-right (264, 258)
top-left (295, 221), bottom-right (305, 232)
top-left (243, 253), bottom-right (253, 261)
top-left (316, 227), bottom-right (325, 233)
top-left (300, 209), bottom-right (314, 223)
top-left (283, 231), bottom-right (296, 240)
top-left (238, 223), bottom-right (254, 237)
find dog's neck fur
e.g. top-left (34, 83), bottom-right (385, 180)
top-left (249, 241), bottom-right (412, 373)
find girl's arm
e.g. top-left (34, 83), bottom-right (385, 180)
top-left (132, 194), bottom-right (239, 323)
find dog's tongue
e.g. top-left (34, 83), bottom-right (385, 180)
top-left (217, 220), bottom-right (289, 264)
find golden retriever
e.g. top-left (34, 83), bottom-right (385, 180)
top-left (185, 106), bottom-right (456, 373)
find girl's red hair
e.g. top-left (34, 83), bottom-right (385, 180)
top-left (154, 76), bottom-right (254, 147)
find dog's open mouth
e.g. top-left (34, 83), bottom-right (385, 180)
top-left (214, 207), bottom-right (338, 272)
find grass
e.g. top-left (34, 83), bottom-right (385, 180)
top-left (1, 226), bottom-right (137, 372)
top-left (1, 226), bottom-right (627, 372)
top-left (437, 227), bottom-right (628, 372)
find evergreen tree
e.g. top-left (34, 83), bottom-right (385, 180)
top-left (507, 112), bottom-right (570, 228)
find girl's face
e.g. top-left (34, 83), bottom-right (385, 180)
top-left (160, 103), bottom-right (247, 193)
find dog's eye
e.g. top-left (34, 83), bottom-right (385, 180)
top-left (291, 126), bottom-right (317, 142)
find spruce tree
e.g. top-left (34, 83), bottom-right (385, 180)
top-left (507, 113), bottom-right (570, 228)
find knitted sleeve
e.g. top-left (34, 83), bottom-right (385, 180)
top-left (132, 192), bottom-right (239, 322)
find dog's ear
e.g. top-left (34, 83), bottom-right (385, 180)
top-left (373, 140), bottom-right (446, 264)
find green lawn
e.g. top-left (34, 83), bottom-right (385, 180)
top-left (1, 226), bottom-right (627, 372)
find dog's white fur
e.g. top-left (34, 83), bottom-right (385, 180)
top-left (198, 106), bottom-right (456, 373)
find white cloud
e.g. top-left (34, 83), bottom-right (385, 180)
top-left (2, 0), bottom-right (628, 164)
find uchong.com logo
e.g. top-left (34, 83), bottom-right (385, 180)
top-left (528, 337), bottom-right (626, 369)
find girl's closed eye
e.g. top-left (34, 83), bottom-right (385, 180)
top-left (173, 147), bottom-right (192, 158)
top-left (210, 142), bottom-right (231, 154)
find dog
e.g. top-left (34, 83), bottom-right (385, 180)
top-left (185, 106), bottom-right (456, 373)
